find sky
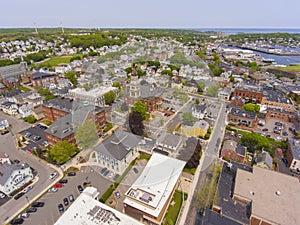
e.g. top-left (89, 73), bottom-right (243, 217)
top-left (1, 0), bottom-right (300, 28)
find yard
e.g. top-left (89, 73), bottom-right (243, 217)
top-left (279, 64), bottom-right (300, 73)
top-left (38, 54), bottom-right (82, 67)
top-left (163, 190), bottom-right (187, 225)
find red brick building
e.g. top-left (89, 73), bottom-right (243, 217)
top-left (233, 89), bottom-right (263, 104)
top-left (221, 140), bottom-right (246, 163)
top-left (43, 98), bottom-right (74, 122)
top-left (265, 107), bottom-right (295, 123)
top-left (229, 107), bottom-right (259, 128)
top-left (30, 72), bottom-right (60, 87)
top-left (141, 97), bottom-right (163, 113)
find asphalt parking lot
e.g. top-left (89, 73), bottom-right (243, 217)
top-left (21, 167), bottom-right (113, 225)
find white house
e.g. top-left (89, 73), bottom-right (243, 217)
top-left (0, 118), bottom-right (9, 130)
top-left (0, 163), bottom-right (34, 195)
top-left (156, 132), bottom-right (183, 155)
top-left (0, 153), bottom-right (11, 165)
top-left (192, 103), bottom-right (207, 120)
top-left (18, 104), bottom-right (33, 118)
top-left (55, 64), bottom-right (72, 74)
top-left (1, 102), bottom-right (18, 116)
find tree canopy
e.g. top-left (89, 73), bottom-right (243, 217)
top-left (104, 90), bottom-right (116, 105)
top-left (182, 112), bottom-right (195, 126)
top-left (64, 71), bottom-right (79, 87)
top-left (132, 101), bottom-right (147, 120)
top-left (197, 81), bottom-right (206, 93)
top-left (186, 140), bottom-right (202, 169)
top-left (129, 112), bottom-right (145, 135)
top-left (206, 84), bottom-right (220, 97)
top-left (48, 141), bottom-right (79, 165)
top-left (75, 119), bottom-right (98, 149)
top-left (240, 132), bottom-right (271, 154)
top-left (242, 103), bottom-right (260, 114)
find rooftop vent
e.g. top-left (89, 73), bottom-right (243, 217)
top-left (275, 191), bottom-right (281, 196)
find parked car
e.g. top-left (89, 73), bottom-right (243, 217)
top-left (59, 179), bottom-right (68, 184)
top-left (54, 183), bottom-right (63, 188)
top-left (77, 185), bottom-right (84, 193)
top-left (24, 132), bottom-right (31, 138)
top-left (1, 130), bottom-right (9, 135)
top-left (58, 204), bottom-right (64, 212)
top-left (101, 168), bottom-right (107, 174)
top-left (48, 187), bottom-right (57, 193)
top-left (10, 218), bottom-right (24, 224)
top-left (49, 172), bottom-right (57, 179)
top-left (283, 132), bottom-right (288, 136)
top-left (13, 159), bottom-right (20, 164)
top-left (133, 168), bottom-right (139, 174)
top-left (14, 192), bottom-right (25, 200)
top-left (23, 185), bottom-right (33, 193)
top-left (282, 158), bottom-right (289, 167)
top-left (113, 174), bottom-right (120, 181)
top-left (37, 125), bottom-right (47, 130)
top-left (67, 172), bottom-right (76, 176)
top-left (20, 213), bottom-right (29, 218)
top-left (31, 202), bottom-right (44, 207)
top-left (114, 191), bottom-right (120, 199)
top-left (103, 170), bottom-right (109, 177)
top-left (68, 194), bottom-right (74, 202)
top-left (275, 122), bottom-right (282, 127)
top-left (63, 198), bottom-right (69, 206)
top-left (262, 128), bottom-right (268, 132)
top-left (26, 207), bottom-right (37, 213)
top-left (0, 192), bottom-right (6, 199)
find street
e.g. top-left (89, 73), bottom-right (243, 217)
top-left (179, 100), bottom-right (227, 225)
top-left (0, 113), bottom-right (61, 224)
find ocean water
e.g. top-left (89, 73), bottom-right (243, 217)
top-left (194, 28), bottom-right (300, 34)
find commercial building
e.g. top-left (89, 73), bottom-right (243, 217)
top-left (265, 107), bottom-right (295, 123)
top-left (233, 80), bottom-right (263, 104)
top-left (43, 98), bottom-right (75, 122)
top-left (123, 153), bottom-right (186, 225)
top-left (30, 72), bottom-right (60, 87)
top-left (0, 63), bottom-right (27, 88)
top-left (229, 107), bottom-right (258, 127)
top-left (68, 86), bottom-right (118, 107)
top-left (55, 187), bottom-right (143, 225)
top-left (93, 130), bottom-right (142, 174)
top-left (233, 166), bottom-right (300, 225)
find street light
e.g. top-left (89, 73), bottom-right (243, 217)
top-left (25, 196), bottom-right (30, 206)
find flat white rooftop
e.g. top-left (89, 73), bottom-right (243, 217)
top-left (69, 86), bottom-right (117, 97)
top-left (55, 187), bottom-right (143, 225)
top-left (123, 153), bottom-right (186, 218)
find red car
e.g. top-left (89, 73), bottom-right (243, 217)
top-left (54, 183), bottom-right (63, 188)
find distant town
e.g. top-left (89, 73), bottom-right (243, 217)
top-left (0, 28), bottom-right (299, 225)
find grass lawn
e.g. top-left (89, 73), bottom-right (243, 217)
top-left (39, 54), bottom-right (82, 67)
top-left (163, 190), bottom-right (185, 225)
top-left (18, 85), bottom-right (31, 92)
top-left (183, 167), bottom-right (196, 175)
top-left (280, 64), bottom-right (300, 72)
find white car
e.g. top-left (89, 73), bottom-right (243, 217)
top-left (48, 187), bottom-right (58, 193)
top-left (23, 185), bottom-right (33, 193)
top-left (0, 193), bottom-right (5, 199)
top-left (49, 172), bottom-right (57, 179)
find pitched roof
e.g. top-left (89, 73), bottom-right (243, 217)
top-left (255, 151), bottom-right (273, 168)
top-left (94, 131), bottom-right (142, 160)
top-left (0, 163), bottom-right (30, 185)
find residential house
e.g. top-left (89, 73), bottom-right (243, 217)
top-left (233, 166), bottom-right (300, 225)
top-left (0, 118), bottom-right (9, 130)
top-left (93, 130), bottom-right (142, 174)
top-left (192, 103), bottom-right (207, 120)
top-left (0, 163), bottom-right (34, 195)
top-left (181, 120), bottom-right (209, 138)
top-left (18, 104), bottom-right (33, 118)
top-left (229, 107), bottom-right (258, 127)
top-left (221, 140), bottom-right (246, 163)
top-left (32, 106), bottom-right (44, 120)
top-left (155, 132), bottom-right (183, 156)
top-left (123, 153), bottom-right (186, 225)
top-left (55, 64), bottom-right (71, 74)
top-left (255, 151), bottom-right (273, 169)
top-left (287, 138), bottom-right (300, 174)
top-left (1, 101), bottom-right (18, 116)
top-left (218, 88), bottom-right (231, 100)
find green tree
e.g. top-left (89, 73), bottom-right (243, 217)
top-left (182, 112), bottom-right (195, 126)
top-left (112, 82), bottom-right (121, 89)
top-left (242, 103), bottom-right (260, 114)
top-left (23, 115), bottom-right (36, 124)
top-left (197, 81), bottom-right (206, 93)
top-left (195, 98), bottom-right (200, 104)
top-left (229, 75), bottom-right (235, 83)
top-left (75, 120), bottom-right (97, 149)
top-left (104, 90), bottom-right (116, 105)
top-left (48, 141), bottom-right (79, 165)
top-left (161, 70), bottom-right (173, 77)
top-left (64, 71), bottom-right (79, 87)
top-left (206, 84), bottom-right (220, 97)
top-left (132, 101), bottom-right (147, 120)
top-left (240, 132), bottom-right (271, 154)
top-left (70, 55), bottom-right (81, 62)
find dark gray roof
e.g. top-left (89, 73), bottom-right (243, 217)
top-left (140, 84), bottom-right (163, 98)
top-left (255, 151), bottom-right (273, 168)
top-left (0, 64), bottom-right (26, 79)
top-left (43, 98), bottom-right (74, 112)
top-left (31, 72), bottom-right (58, 80)
top-left (236, 144), bottom-right (246, 157)
top-left (0, 163), bottom-right (30, 185)
top-left (5, 89), bottom-right (22, 98)
top-left (201, 210), bottom-right (243, 225)
top-left (288, 138), bottom-right (300, 160)
top-left (94, 130), bottom-right (142, 160)
top-left (193, 104), bottom-right (206, 113)
top-left (45, 114), bottom-right (74, 139)
top-left (230, 107), bottom-right (256, 119)
top-left (263, 88), bottom-right (292, 105)
top-left (157, 132), bottom-right (182, 149)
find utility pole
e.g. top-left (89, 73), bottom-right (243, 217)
top-left (60, 21), bottom-right (64, 34)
